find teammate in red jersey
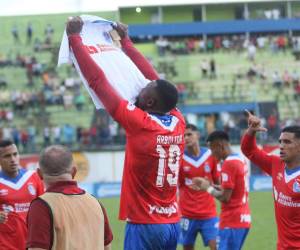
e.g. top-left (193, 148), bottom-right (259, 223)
top-left (0, 140), bottom-right (44, 250)
top-left (242, 110), bottom-right (300, 250)
top-left (66, 17), bottom-right (185, 250)
top-left (178, 124), bottom-right (219, 250)
top-left (191, 131), bottom-right (251, 250)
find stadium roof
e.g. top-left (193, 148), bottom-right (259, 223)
top-left (119, 0), bottom-right (298, 8)
top-left (1, 0), bottom-right (298, 17)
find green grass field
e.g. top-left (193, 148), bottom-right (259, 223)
top-left (101, 191), bottom-right (276, 250)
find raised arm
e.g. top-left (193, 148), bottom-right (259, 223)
top-left (240, 110), bottom-right (277, 175)
top-left (114, 23), bottom-right (159, 81)
top-left (67, 17), bottom-right (122, 116)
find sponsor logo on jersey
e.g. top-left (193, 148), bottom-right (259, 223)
top-left (27, 183), bottom-right (36, 196)
top-left (204, 163), bottom-right (211, 173)
top-left (293, 181), bottom-right (300, 193)
top-left (148, 202), bottom-right (178, 217)
top-left (184, 178), bottom-right (193, 186)
top-left (2, 204), bottom-right (14, 213)
top-left (0, 189), bottom-right (8, 196)
top-left (15, 203), bottom-right (30, 213)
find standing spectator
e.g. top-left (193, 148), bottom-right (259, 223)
top-left (26, 145), bottom-right (113, 250)
top-left (44, 24), bottom-right (54, 44)
top-left (43, 127), bottom-right (51, 147)
top-left (52, 125), bottom-right (61, 144)
top-left (209, 59), bottom-right (216, 79)
top-left (11, 25), bottom-right (20, 44)
top-left (247, 43), bottom-right (256, 61)
top-left (26, 22), bottom-right (33, 44)
top-left (20, 129), bottom-right (29, 152)
top-left (0, 140), bottom-right (44, 250)
top-left (201, 59), bottom-right (209, 78)
top-left (192, 131), bottom-right (251, 250)
top-left (27, 126), bottom-right (36, 152)
top-left (11, 127), bottom-right (20, 147)
top-left (272, 71), bottom-right (282, 89)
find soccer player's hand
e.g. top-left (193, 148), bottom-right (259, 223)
top-left (190, 177), bottom-right (210, 191)
top-left (0, 211), bottom-right (8, 224)
top-left (113, 22), bottom-right (128, 39)
top-left (245, 109), bottom-right (267, 134)
top-left (66, 16), bottom-right (83, 36)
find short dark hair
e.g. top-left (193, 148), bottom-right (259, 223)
top-left (0, 140), bottom-right (14, 148)
top-left (282, 126), bottom-right (300, 139)
top-left (39, 145), bottom-right (73, 176)
top-left (156, 79), bottom-right (178, 112)
top-left (186, 124), bottom-right (198, 131)
top-left (206, 130), bottom-right (230, 143)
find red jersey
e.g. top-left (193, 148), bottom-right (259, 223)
top-left (69, 35), bottom-right (186, 224)
top-left (178, 147), bottom-right (219, 219)
top-left (220, 154), bottom-right (251, 229)
top-left (0, 168), bottom-right (44, 250)
top-left (242, 134), bottom-right (300, 250)
top-left (114, 101), bottom-right (185, 223)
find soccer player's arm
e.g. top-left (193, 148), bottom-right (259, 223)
top-left (69, 35), bottom-right (122, 117)
top-left (210, 156), bottom-right (221, 185)
top-left (121, 37), bottom-right (159, 81)
top-left (241, 133), bottom-right (275, 175)
top-left (98, 202), bottom-right (113, 248)
top-left (27, 199), bottom-right (51, 250)
top-left (217, 161), bottom-right (236, 203)
top-left (177, 159), bottom-right (185, 188)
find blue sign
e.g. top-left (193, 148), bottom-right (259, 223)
top-left (250, 175), bottom-right (272, 191)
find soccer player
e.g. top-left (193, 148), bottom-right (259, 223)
top-left (241, 111), bottom-right (300, 249)
top-left (191, 131), bottom-right (251, 250)
top-left (0, 140), bottom-right (44, 250)
top-left (27, 145), bottom-right (113, 250)
top-left (66, 17), bottom-right (185, 250)
top-left (178, 124), bottom-right (219, 250)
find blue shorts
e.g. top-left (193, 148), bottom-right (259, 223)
top-left (179, 217), bottom-right (219, 247)
top-left (124, 222), bottom-right (180, 250)
top-left (218, 228), bottom-right (249, 250)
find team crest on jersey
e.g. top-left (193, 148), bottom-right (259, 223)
top-left (204, 163), bottom-right (211, 173)
top-left (277, 172), bottom-right (283, 181)
top-left (183, 166), bottom-right (190, 172)
top-left (0, 189), bottom-right (8, 196)
top-left (126, 102), bottom-right (136, 111)
top-left (27, 184), bottom-right (36, 196)
top-left (221, 173), bottom-right (228, 182)
top-left (293, 181), bottom-right (300, 193)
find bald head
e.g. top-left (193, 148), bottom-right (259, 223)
top-left (39, 145), bottom-right (73, 176)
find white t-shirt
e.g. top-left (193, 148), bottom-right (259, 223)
top-left (58, 15), bottom-right (149, 109)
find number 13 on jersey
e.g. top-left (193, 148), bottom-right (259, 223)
top-left (156, 144), bottom-right (181, 187)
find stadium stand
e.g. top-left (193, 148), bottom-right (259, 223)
top-left (0, 2), bottom-right (300, 153)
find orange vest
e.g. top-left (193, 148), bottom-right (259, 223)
top-left (40, 192), bottom-right (105, 250)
